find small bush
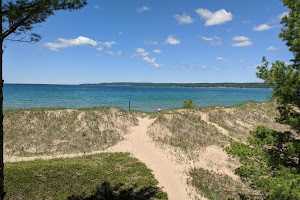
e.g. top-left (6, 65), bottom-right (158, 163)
top-left (182, 99), bottom-right (195, 109)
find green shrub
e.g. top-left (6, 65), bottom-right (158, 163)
top-left (182, 99), bottom-right (195, 109)
top-left (4, 153), bottom-right (168, 199)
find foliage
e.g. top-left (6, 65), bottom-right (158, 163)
top-left (258, 57), bottom-right (300, 132)
top-left (279, 0), bottom-right (300, 69)
top-left (226, 126), bottom-right (300, 199)
top-left (4, 153), bottom-right (168, 199)
top-left (1, 0), bottom-right (87, 42)
top-left (182, 99), bottom-right (195, 109)
top-left (226, 0), bottom-right (300, 199)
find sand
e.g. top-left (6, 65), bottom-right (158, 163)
top-left (106, 117), bottom-right (205, 200)
top-left (6, 117), bottom-right (206, 200)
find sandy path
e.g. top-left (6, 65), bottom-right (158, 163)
top-left (107, 117), bottom-right (200, 200)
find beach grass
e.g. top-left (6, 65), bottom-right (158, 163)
top-left (204, 101), bottom-right (287, 141)
top-left (148, 109), bottom-right (229, 152)
top-left (4, 107), bottom-right (138, 157)
top-left (188, 167), bottom-right (259, 200)
top-left (4, 152), bottom-right (167, 200)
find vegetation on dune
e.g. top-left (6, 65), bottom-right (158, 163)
top-left (148, 109), bottom-right (228, 152)
top-left (4, 108), bottom-right (138, 157)
top-left (205, 101), bottom-right (286, 141)
top-left (4, 153), bottom-right (167, 200)
top-left (189, 167), bottom-right (256, 200)
top-left (226, 0), bottom-right (300, 199)
top-left (1, 100), bottom-right (291, 199)
top-left (182, 99), bottom-right (195, 109)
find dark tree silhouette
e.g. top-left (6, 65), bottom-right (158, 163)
top-left (0, 1), bottom-right (87, 199)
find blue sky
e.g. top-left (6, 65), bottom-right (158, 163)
top-left (4, 0), bottom-right (293, 84)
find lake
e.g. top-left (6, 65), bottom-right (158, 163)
top-left (3, 84), bottom-right (273, 112)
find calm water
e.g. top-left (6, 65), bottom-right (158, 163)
top-left (3, 84), bottom-right (272, 112)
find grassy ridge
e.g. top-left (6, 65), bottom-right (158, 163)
top-left (188, 167), bottom-right (259, 200)
top-left (148, 110), bottom-right (228, 152)
top-left (4, 108), bottom-right (138, 157)
top-left (5, 153), bottom-right (167, 200)
top-left (204, 101), bottom-right (287, 141)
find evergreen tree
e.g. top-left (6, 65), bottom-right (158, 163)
top-left (226, 0), bottom-right (300, 199)
top-left (0, 1), bottom-right (87, 199)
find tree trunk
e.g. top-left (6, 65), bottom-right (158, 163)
top-left (0, 0), bottom-right (5, 198)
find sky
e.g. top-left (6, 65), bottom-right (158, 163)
top-left (3, 0), bottom-right (293, 84)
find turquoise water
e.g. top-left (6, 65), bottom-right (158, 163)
top-left (3, 84), bottom-right (273, 112)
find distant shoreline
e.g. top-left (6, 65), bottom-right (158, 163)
top-left (4, 82), bottom-right (273, 88)
top-left (80, 82), bottom-right (273, 88)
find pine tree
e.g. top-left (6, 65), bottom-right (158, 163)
top-left (226, 0), bottom-right (300, 199)
top-left (0, 1), bottom-right (87, 199)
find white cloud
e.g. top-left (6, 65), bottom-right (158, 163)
top-left (119, 32), bottom-right (123, 36)
top-left (267, 46), bottom-right (278, 51)
top-left (144, 40), bottom-right (158, 45)
top-left (96, 53), bottom-right (102, 56)
top-left (247, 64), bottom-right (261, 69)
top-left (97, 46), bottom-right (103, 51)
top-left (165, 35), bottom-right (180, 45)
top-left (137, 6), bottom-right (151, 13)
top-left (106, 50), bottom-right (122, 56)
top-left (201, 36), bottom-right (213, 41)
top-left (216, 57), bottom-right (228, 61)
top-left (232, 40), bottom-right (253, 47)
top-left (232, 36), bottom-right (250, 41)
top-left (43, 36), bottom-right (98, 51)
top-left (278, 12), bottom-right (289, 20)
top-left (143, 56), bottom-right (163, 68)
top-left (99, 41), bottom-right (117, 48)
top-left (240, 59), bottom-right (247, 62)
top-left (174, 12), bottom-right (194, 24)
top-left (153, 49), bottom-right (162, 54)
top-left (195, 8), bottom-right (232, 26)
top-left (94, 5), bottom-right (100, 9)
top-left (232, 36), bottom-right (253, 47)
top-left (201, 36), bottom-right (222, 46)
top-left (133, 48), bottom-right (149, 57)
top-left (253, 24), bottom-right (273, 31)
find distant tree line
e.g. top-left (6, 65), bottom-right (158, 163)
top-left (81, 82), bottom-right (273, 88)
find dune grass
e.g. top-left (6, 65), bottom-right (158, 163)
top-left (189, 167), bottom-right (259, 200)
top-left (148, 109), bottom-right (229, 152)
top-left (4, 153), bottom-right (167, 200)
top-left (204, 101), bottom-right (287, 141)
top-left (4, 108), bottom-right (138, 157)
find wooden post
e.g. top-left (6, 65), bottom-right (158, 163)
top-left (129, 101), bottom-right (130, 111)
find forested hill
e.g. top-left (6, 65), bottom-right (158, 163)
top-left (81, 82), bottom-right (273, 88)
